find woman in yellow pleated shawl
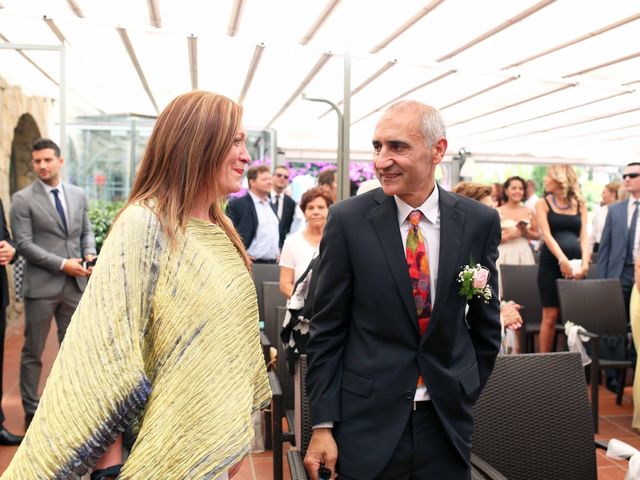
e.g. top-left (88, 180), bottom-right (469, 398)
top-left (1, 91), bottom-right (271, 479)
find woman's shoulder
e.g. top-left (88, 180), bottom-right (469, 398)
top-left (110, 203), bottom-right (163, 242)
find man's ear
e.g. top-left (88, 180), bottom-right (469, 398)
top-left (431, 138), bottom-right (447, 165)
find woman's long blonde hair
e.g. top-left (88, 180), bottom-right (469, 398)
top-left (547, 164), bottom-right (583, 204)
top-left (125, 91), bottom-right (250, 268)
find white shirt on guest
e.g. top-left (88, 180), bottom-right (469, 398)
top-left (279, 231), bottom-right (317, 282)
top-left (247, 190), bottom-right (280, 261)
top-left (589, 205), bottom-right (609, 252)
top-left (394, 186), bottom-right (440, 402)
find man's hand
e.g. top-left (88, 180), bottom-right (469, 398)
top-left (84, 254), bottom-right (97, 274)
top-left (304, 428), bottom-right (338, 480)
top-left (0, 241), bottom-right (15, 266)
top-left (62, 258), bottom-right (90, 277)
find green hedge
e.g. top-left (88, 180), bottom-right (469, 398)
top-left (88, 201), bottom-right (124, 253)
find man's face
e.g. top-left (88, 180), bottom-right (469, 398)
top-left (32, 148), bottom-right (64, 186)
top-left (372, 106), bottom-right (446, 206)
top-left (250, 171), bottom-right (273, 197)
top-left (623, 165), bottom-right (640, 196)
top-left (273, 167), bottom-right (290, 191)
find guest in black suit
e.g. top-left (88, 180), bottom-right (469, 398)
top-left (0, 200), bottom-right (23, 445)
top-left (227, 165), bottom-right (280, 263)
top-left (271, 165), bottom-right (296, 248)
top-left (304, 100), bottom-right (501, 479)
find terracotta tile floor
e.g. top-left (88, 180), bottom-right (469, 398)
top-left (0, 320), bottom-right (635, 479)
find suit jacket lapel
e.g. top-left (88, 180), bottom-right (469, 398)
top-left (425, 186), bottom-right (465, 339)
top-left (369, 190), bottom-right (419, 333)
top-left (62, 182), bottom-right (74, 233)
top-left (33, 181), bottom-right (66, 234)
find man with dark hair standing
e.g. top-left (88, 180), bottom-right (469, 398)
top-left (271, 165), bottom-right (296, 248)
top-left (10, 138), bottom-right (96, 427)
top-left (304, 100), bottom-right (501, 479)
top-left (598, 162), bottom-right (640, 313)
top-left (227, 165), bottom-right (280, 263)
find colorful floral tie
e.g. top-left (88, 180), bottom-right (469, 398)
top-left (407, 210), bottom-right (431, 388)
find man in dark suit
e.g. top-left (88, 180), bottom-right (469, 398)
top-left (271, 165), bottom-right (296, 248)
top-left (227, 165), bottom-right (280, 263)
top-left (10, 138), bottom-right (96, 425)
top-left (0, 200), bottom-right (23, 444)
top-left (304, 100), bottom-right (501, 479)
top-left (598, 162), bottom-right (640, 313)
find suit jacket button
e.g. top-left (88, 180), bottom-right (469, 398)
top-left (405, 391), bottom-right (414, 400)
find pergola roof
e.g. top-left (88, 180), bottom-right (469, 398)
top-left (1, 0), bottom-right (639, 165)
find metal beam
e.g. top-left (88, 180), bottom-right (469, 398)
top-left (437, 0), bottom-right (556, 62)
top-left (188, 35), bottom-right (198, 90)
top-left (227, 0), bottom-right (245, 37)
top-left (238, 43), bottom-right (265, 104)
top-left (266, 52), bottom-right (333, 127)
top-left (352, 69), bottom-right (456, 124)
top-left (66, 0), bottom-right (84, 18)
top-left (563, 51), bottom-right (640, 78)
top-left (0, 35), bottom-right (59, 84)
top-left (43, 16), bottom-right (68, 44)
top-left (448, 83), bottom-right (576, 127)
top-left (341, 51), bottom-right (351, 201)
top-left (147, 0), bottom-right (162, 28)
top-left (319, 60), bottom-right (396, 119)
top-left (300, 0), bottom-right (341, 45)
top-left (369, 0), bottom-right (444, 54)
top-left (440, 76), bottom-right (519, 110)
top-left (117, 27), bottom-right (159, 114)
top-left (503, 13), bottom-right (640, 69)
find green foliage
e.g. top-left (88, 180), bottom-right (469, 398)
top-left (88, 201), bottom-right (124, 253)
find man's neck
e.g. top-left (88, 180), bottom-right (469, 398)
top-left (631, 192), bottom-right (640, 200)
top-left (272, 187), bottom-right (285, 195)
top-left (41, 178), bottom-right (61, 188)
top-left (250, 189), bottom-right (268, 201)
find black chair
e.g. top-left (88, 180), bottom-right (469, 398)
top-left (473, 353), bottom-right (599, 480)
top-left (500, 264), bottom-right (542, 353)
top-left (252, 263), bottom-right (280, 324)
top-left (557, 279), bottom-right (633, 432)
top-left (263, 281), bottom-right (287, 346)
top-left (271, 306), bottom-right (296, 480)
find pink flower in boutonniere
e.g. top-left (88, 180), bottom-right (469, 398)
top-left (458, 262), bottom-right (492, 303)
top-left (472, 268), bottom-right (489, 289)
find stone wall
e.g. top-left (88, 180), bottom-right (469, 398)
top-left (0, 76), bottom-right (51, 325)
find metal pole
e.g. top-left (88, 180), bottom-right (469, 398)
top-left (301, 93), bottom-right (343, 196)
top-left (340, 51), bottom-right (351, 201)
top-left (59, 43), bottom-right (67, 161)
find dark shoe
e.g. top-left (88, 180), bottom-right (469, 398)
top-left (24, 413), bottom-right (34, 430)
top-left (0, 427), bottom-right (23, 446)
top-left (606, 378), bottom-right (620, 393)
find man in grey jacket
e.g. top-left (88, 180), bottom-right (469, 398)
top-left (10, 138), bottom-right (96, 426)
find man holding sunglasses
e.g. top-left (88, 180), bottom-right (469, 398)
top-left (270, 165), bottom-right (297, 248)
top-left (598, 162), bottom-right (640, 317)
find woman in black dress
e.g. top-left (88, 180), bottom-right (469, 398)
top-left (535, 165), bottom-right (590, 352)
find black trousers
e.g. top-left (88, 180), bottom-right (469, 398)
top-left (340, 402), bottom-right (470, 480)
top-left (0, 308), bottom-right (6, 424)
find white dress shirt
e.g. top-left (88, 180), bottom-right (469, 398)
top-left (627, 197), bottom-right (640, 259)
top-left (247, 191), bottom-right (280, 261)
top-left (395, 187), bottom-right (440, 402)
top-left (39, 179), bottom-right (69, 271)
top-left (270, 190), bottom-right (285, 220)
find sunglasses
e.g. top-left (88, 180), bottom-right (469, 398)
top-left (274, 173), bottom-right (289, 179)
top-left (623, 173), bottom-right (640, 180)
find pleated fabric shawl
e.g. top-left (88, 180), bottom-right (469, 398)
top-left (2, 204), bottom-right (271, 479)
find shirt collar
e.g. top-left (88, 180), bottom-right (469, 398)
top-left (394, 185), bottom-right (439, 225)
top-left (248, 190), bottom-right (269, 204)
top-left (39, 179), bottom-right (63, 194)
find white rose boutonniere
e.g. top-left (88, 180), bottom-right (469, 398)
top-left (458, 261), bottom-right (492, 303)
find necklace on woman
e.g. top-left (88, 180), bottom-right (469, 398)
top-left (551, 194), bottom-right (572, 211)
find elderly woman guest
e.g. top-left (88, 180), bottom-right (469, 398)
top-left (590, 182), bottom-right (620, 253)
top-left (1, 92), bottom-right (271, 479)
top-left (279, 186), bottom-right (332, 298)
top-left (536, 165), bottom-right (590, 352)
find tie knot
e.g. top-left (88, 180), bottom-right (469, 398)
top-left (51, 189), bottom-right (59, 196)
top-left (408, 210), bottom-right (422, 227)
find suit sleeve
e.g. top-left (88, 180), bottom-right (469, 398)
top-left (465, 209), bottom-right (501, 397)
top-left (597, 207), bottom-right (613, 278)
top-left (226, 198), bottom-right (241, 227)
top-left (306, 206), bottom-right (352, 425)
top-left (0, 201), bottom-right (14, 247)
top-left (10, 192), bottom-right (65, 273)
top-left (80, 192), bottom-right (97, 256)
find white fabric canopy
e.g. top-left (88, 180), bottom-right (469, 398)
top-left (1, 0), bottom-right (639, 165)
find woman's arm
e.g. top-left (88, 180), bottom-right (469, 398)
top-left (279, 266), bottom-right (295, 298)
top-left (535, 198), bottom-right (573, 278)
top-left (577, 201), bottom-right (591, 279)
top-left (524, 209), bottom-right (541, 240)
